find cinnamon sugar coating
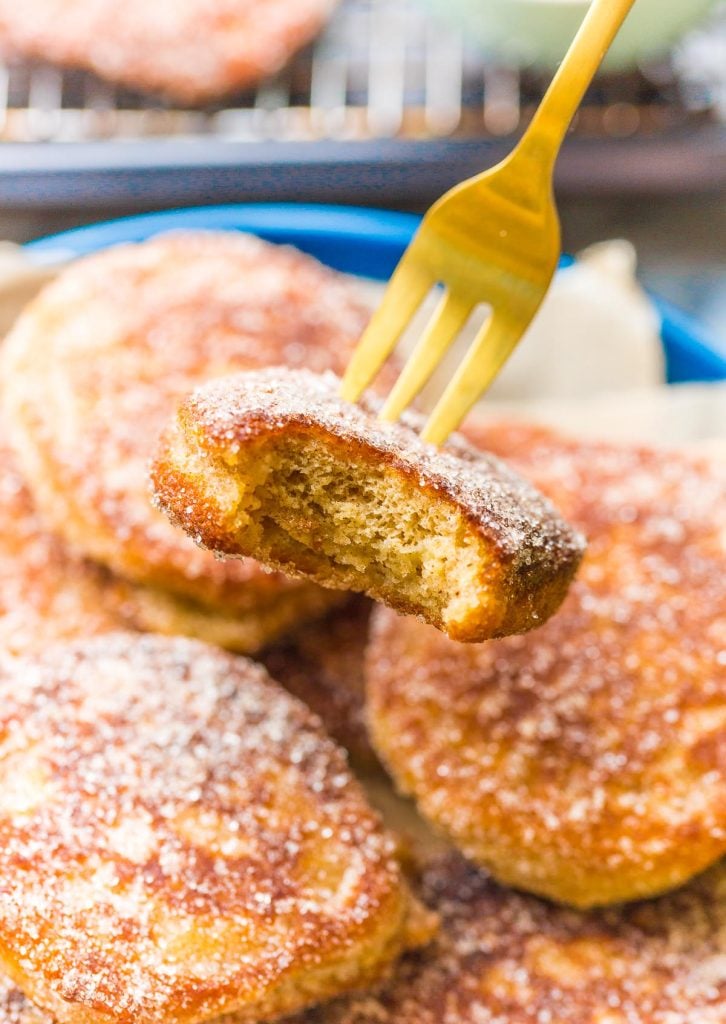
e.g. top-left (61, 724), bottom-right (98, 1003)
top-left (286, 852), bottom-right (726, 1024)
top-left (6, 853), bottom-right (725, 1024)
top-left (261, 597), bottom-right (378, 769)
top-left (4, 853), bottom-right (724, 1024)
top-left (1, 233), bottom-right (366, 645)
top-left (151, 367), bottom-right (584, 643)
top-left (0, 0), bottom-right (336, 103)
top-left (0, 634), bottom-right (431, 1024)
top-left (367, 423), bottom-right (726, 907)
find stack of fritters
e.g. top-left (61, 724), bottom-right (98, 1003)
top-left (3, 850), bottom-right (725, 1024)
top-left (150, 365), bottom-right (725, 1016)
top-left (0, 230), bottom-right (724, 1023)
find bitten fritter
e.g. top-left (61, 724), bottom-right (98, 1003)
top-left (1, 232), bottom-right (371, 650)
top-left (0, 0), bottom-right (336, 104)
top-left (285, 853), bottom-right (726, 1024)
top-left (261, 597), bottom-right (377, 769)
top-left (0, 634), bottom-right (432, 1024)
top-left (151, 368), bottom-right (584, 643)
top-left (367, 424), bottom-right (726, 908)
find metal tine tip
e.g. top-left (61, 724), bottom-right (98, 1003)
top-left (422, 309), bottom-right (524, 445)
top-left (339, 259), bottom-right (433, 403)
top-left (379, 289), bottom-right (473, 422)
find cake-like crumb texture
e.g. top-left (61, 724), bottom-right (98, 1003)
top-left (151, 368), bottom-right (584, 643)
top-left (367, 422), bottom-right (726, 908)
top-left (284, 852), bottom-right (726, 1024)
top-left (0, 634), bottom-right (433, 1024)
top-left (7, 853), bottom-right (725, 1024)
top-left (261, 597), bottom-right (378, 768)
top-left (0, 232), bottom-right (369, 644)
top-left (0, 0), bottom-right (336, 103)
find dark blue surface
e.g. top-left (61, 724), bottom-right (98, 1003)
top-left (26, 203), bottom-right (726, 385)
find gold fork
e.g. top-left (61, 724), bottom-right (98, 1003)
top-left (340, 0), bottom-right (637, 444)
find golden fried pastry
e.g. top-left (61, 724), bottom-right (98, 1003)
top-left (117, 572), bottom-right (339, 655)
top-left (261, 596), bottom-right (377, 768)
top-left (0, 422), bottom-right (334, 656)
top-left (0, 427), bottom-right (125, 652)
top-left (1, 232), bottom-right (370, 649)
top-left (367, 424), bottom-right (726, 908)
top-left (151, 368), bottom-right (584, 643)
top-left (0, 0), bottom-right (336, 104)
top-left (5, 855), bottom-right (725, 1024)
top-left (0, 633), bottom-right (433, 1024)
top-left (286, 852), bottom-right (726, 1024)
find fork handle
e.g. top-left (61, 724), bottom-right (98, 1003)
top-left (516, 0), bottom-right (637, 172)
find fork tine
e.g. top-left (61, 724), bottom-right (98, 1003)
top-left (378, 290), bottom-right (473, 422)
top-left (421, 310), bottom-right (525, 445)
top-left (339, 258), bottom-right (433, 403)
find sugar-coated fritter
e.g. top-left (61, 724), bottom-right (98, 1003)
top-left (1, 232), bottom-right (370, 649)
top-left (285, 852), bottom-right (726, 1024)
top-left (0, 425), bottom-right (333, 655)
top-left (151, 368), bottom-right (584, 643)
top-left (0, 634), bottom-right (432, 1024)
top-left (0, 0), bottom-right (336, 104)
top-left (5, 854), bottom-right (725, 1024)
top-left (261, 596), bottom-right (377, 768)
top-left (0, 429), bottom-right (124, 652)
top-left (367, 424), bottom-right (726, 907)
top-left (114, 572), bottom-right (339, 656)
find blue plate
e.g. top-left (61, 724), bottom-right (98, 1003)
top-left (26, 203), bottom-right (726, 385)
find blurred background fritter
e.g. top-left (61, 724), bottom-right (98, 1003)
top-left (0, 0), bottom-right (338, 104)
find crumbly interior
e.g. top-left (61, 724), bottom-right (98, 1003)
top-left (208, 436), bottom-right (496, 631)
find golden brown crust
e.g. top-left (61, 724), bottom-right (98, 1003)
top-left (286, 852), bottom-right (726, 1024)
top-left (5, 853), bottom-right (725, 1024)
top-left (1, 232), bottom-right (365, 629)
top-left (0, 428), bottom-right (126, 652)
top-left (0, 633), bottom-right (430, 1024)
top-left (261, 597), bottom-right (377, 769)
top-left (0, 0), bottom-right (336, 103)
top-left (115, 574), bottom-right (342, 655)
top-left (0, 426), bottom-right (335, 656)
top-left (151, 368), bottom-right (584, 643)
top-left (367, 423), bottom-right (726, 907)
